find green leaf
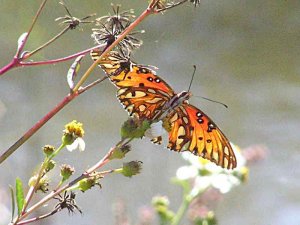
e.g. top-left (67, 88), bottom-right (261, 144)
top-left (9, 185), bottom-right (15, 221)
top-left (15, 178), bottom-right (25, 216)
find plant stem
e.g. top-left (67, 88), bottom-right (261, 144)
top-left (16, 0), bottom-right (48, 55)
top-left (21, 44), bottom-right (105, 67)
top-left (0, 74), bottom-right (109, 164)
top-left (0, 93), bottom-right (76, 164)
top-left (23, 26), bottom-right (71, 59)
top-left (16, 209), bottom-right (59, 225)
top-left (171, 195), bottom-right (192, 225)
top-left (16, 144), bottom-right (122, 221)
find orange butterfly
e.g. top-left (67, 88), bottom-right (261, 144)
top-left (91, 50), bottom-right (237, 169)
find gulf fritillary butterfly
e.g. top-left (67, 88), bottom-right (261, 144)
top-left (91, 50), bottom-right (237, 169)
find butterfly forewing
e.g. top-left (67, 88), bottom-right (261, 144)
top-left (166, 104), bottom-right (237, 169)
top-left (91, 50), bottom-right (175, 95)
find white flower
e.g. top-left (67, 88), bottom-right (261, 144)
top-left (66, 137), bottom-right (85, 152)
top-left (176, 165), bottom-right (198, 180)
top-left (177, 142), bottom-right (248, 196)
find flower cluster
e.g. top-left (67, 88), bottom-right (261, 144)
top-left (176, 143), bottom-right (248, 195)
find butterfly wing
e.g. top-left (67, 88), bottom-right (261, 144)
top-left (91, 50), bottom-right (174, 94)
top-left (164, 103), bottom-right (237, 169)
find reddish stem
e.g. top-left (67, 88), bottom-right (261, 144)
top-left (0, 58), bottom-right (20, 75)
top-left (20, 44), bottom-right (105, 67)
top-left (0, 44), bottom-right (105, 75)
top-left (0, 93), bottom-right (77, 164)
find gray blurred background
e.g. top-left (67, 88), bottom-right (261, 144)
top-left (0, 0), bottom-right (299, 224)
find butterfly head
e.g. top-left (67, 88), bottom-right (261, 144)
top-left (177, 91), bottom-right (192, 104)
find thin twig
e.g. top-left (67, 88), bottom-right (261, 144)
top-left (19, 44), bottom-right (105, 67)
top-left (16, 208), bottom-right (59, 225)
top-left (16, 0), bottom-right (49, 56)
top-left (23, 26), bottom-right (71, 59)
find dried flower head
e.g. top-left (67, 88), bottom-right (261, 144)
top-left (55, 0), bottom-right (95, 30)
top-left (54, 191), bottom-right (82, 214)
top-left (91, 4), bottom-right (143, 54)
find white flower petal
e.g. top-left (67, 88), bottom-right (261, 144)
top-left (66, 138), bottom-right (85, 152)
top-left (190, 176), bottom-right (211, 197)
top-left (77, 138), bottom-right (85, 151)
top-left (66, 140), bottom-right (78, 152)
top-left (176, 166), bottom-right (198, 180)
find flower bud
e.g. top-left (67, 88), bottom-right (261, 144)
top-left (45, 160), bottom-right (56, 172)
top-left (43, 145), bottom-right (55, 157)
top-left (28, 175), bottom-right (49, 193)
top-left (121, 118), bottom-right (150, 139)
top-left (60, 164), bottom-right (75, 182)
top-left (120, 161), bottom-right (142, 177)
top-left (109, 144), bottom-right (131, 160)
top-left (78, 177), bottom-right (98, 192)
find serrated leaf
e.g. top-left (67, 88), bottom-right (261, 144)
top-left (67, 55), bottom-right (84, 90)
top-left (9, 185), bottom-right (15, 221)
top-left (15, 178), bottom-right (25, 216)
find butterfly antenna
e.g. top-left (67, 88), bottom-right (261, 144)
top-left (188, 65), bottom-right (197, 92)
top-left (196, 96), bottom-right (228, 108)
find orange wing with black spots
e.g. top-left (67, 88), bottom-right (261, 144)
top-left (165, 104), bottom-right (237, 169)
top-left (91, 50), bottom-right (237, 169)
top-left (91, 50), bottom-right (174, 94)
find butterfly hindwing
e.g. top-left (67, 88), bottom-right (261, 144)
top-left (117, 86), bottom-right (171, 120)
top-left (165, 104), bottom-right (237, 169)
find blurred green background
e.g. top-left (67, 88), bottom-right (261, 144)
top-left (0, 0), bottom-right (299, 224)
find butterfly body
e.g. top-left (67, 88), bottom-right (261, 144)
top-left (91, 50), bottom-right (237, 169)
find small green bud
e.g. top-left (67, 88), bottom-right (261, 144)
top-left (78, 177), bottom-right (97, 192)
top-left (60, 164), bottom-right (75, 182)
top-left (152, 196), bottom-right (174, 222)
top-left (43, 145), bottom-right (55, 156)
top-left (152, 195), bottom-right (170, 208)
top-left (120, 161), bottom-right (142, 177)
top-left (121, 118), bottom-right (150, 139)
top-left (109, 144), bottom-right (131, 160)
top-left (45, 160), bottom-right (56, 172)
top-left (28, 175), bottom-right (49, 193)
